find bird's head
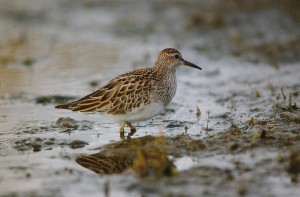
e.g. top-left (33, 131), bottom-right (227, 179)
top-left (155, 48), bottom-right (202, 71)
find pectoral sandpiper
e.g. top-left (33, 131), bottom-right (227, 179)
top-left (55, 48), bottom-right (201, 137)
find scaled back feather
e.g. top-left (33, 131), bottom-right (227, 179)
top-left (55, 68), bottom-right (158, 115)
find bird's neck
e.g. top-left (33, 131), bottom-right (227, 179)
top-left (153, 62), bottom-right (176, 80)
top-left (153, 62), bottom-right (177, 106)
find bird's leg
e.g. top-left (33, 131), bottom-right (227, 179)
top-left (120, 132), bottom-right (125, 140)
top-left (120, 122), bottom-right (126, 133)
top-left (119, 121), bottom-right (136, 139)
top-left (125, 121), bottom-right (136, 132)
top-left (119, 122), bottom-right (126, 140)
top-left (126, 121), bottom-right (136, 138)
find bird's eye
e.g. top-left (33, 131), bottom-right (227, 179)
top-left (174, 54), bottom-right (179, 59)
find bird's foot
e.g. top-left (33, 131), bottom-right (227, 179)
top-left (119, 121), bottom-right (136, 139)
top-left (127, 129), bottom-right (136, 139)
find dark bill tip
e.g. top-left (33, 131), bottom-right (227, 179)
top-left (182, 59), bottom-right (202, 70)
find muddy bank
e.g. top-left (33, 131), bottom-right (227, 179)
top-left (74, 99), bottom-right (300, 196)
top-left (1, 0), bottom-right (300, 197)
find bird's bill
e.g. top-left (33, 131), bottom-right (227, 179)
top-left (182, 59), bottom-right (202, 70)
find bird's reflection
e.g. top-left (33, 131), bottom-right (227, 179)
top-left (76, 135), bottom-right (176, 177)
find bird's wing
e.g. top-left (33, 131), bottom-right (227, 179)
top-left (55, 68), bottom-right (155, 115)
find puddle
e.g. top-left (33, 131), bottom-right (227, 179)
top-left (174, 156), bottom-right (199, 171)
top-left (1, 0), bottom-right (300, 196)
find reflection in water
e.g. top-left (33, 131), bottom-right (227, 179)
top-left (76, 155), bottom-right (133, 174)
top-left (76, 135), bottom-right (176, 177)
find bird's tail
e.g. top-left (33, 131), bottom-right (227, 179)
top-left (55, 101), bottom-right (78, 110)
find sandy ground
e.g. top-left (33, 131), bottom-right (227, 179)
top-left (0, 0), bottom-right (300, 196)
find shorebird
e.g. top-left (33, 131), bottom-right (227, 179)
top-left (55, 48), bottom-right (202, 138)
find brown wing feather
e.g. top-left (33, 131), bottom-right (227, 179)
top-left (55, 68), bottom-right (157, 115)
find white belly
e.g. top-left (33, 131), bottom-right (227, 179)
top-left (108, 102), bottom-right (164, 123)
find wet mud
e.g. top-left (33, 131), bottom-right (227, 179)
top-left (1, 0), bottom-right (300, 197)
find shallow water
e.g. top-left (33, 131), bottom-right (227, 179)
top-left (1, 0), bottom-right (300, 197)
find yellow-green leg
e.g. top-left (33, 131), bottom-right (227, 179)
top-left (120, 122), bottom-right (127, 133)
top-left (126, 122), bottom-right (136, 138)
top-left (126, 121), bottom-right (136, 133)
top-left (120, 122), bottom-right (126, 140)
top-left (119, 121), bottom-right (137, 139)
